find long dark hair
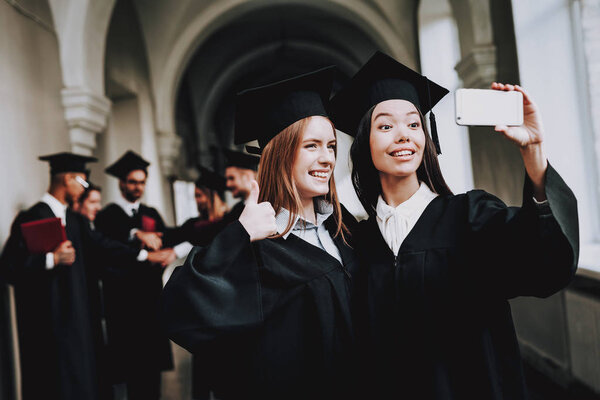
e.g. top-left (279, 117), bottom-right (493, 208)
top-left (350, 105), bottom-right (453, 217)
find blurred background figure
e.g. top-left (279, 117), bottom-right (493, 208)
top-left (72, 183), bottom-right (103, 227)
top-left (95, 151), bottom-right (193, 400)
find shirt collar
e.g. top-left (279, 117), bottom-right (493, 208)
top-left (376, 182), bottom-right (437, 222)
top-left (41, 193), bottom-right (68, 223)
top-left (275, 199), bottom-right (334, 240)
top-left (115, 196), bottom-right (141, 217)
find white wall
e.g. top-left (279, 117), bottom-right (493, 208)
top-left (511, 0), bottom-right (599, 274)
top-left (0, 0), bottom-right (68, 245)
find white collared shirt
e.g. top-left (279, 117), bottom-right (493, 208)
top-left (41, 193), bottom-right (67, 226)
top-left (275, 200), bottom-right (343, 264)
top-left (115, 196), bottom-right (141, 218)
top-left (40, 193), bottom-right (68, 269)
top-left (376, 182), bottom-right (438, 255)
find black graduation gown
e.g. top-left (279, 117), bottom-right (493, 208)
top-left (93, 203), bottom-right (174, 381)
top-left (161, 213), bottom-right (360, 400)
top-left (169, 200), bottom-right (247, 247)
top-left (0, 203), bottom-right (139, 400)
top-left (352, 164), bottom-right (579, 399)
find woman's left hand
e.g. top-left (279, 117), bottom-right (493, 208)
top-left (491, 82), bottom-right (544, 148)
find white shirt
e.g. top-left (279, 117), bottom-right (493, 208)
top-left (41, 193), bottom-right (67, 226)
top-left (275, 200), bottom-right (343, 264)
top-left (115, 196), bottom-right (192, 259)
top-left (41, 193), bottom-right (67, 269)
top-left (115, 196), bottom-right (141, 218)
top-left (375, 182), bottom-right (438, 255)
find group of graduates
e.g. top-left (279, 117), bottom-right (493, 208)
top-left (1, 50), bottom-right (580, 400)
top-left (0, 146), bottom-right (261, 400)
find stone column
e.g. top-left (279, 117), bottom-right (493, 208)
top-left (454, 45), bottom-right (496, 89)
top-left (61, 87), bottom-right (111, 156)
top-left (157, 131), bottom-right (182, 179)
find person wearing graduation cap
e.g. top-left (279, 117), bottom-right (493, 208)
top-left (222, 148), bottom-right (260, 221)
top-left (169, 166), bottom-right (229, 250)
top-left (328, 51), bottom-right (579, 399)
top-left (0, 152), bottom-right (169, 400)
top-left (94, 150), bottom-right (194, 400)
top-left (161, 66), bottom-right (361, 400)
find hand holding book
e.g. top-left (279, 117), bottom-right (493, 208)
top-left (53, 240), bottom-right (75, 266)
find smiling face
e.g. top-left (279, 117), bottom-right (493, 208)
top-left (292, 116), bottom-right (337, 202)
top-left (195, 186), bottom-right (209, 211)
top-left (225, 166), bottom-right (253, 199)
top-left (369, 99), bottom-right (425, 181)
top-left (80, 189), bottom-right (102, 221)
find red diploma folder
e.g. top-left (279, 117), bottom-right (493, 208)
top-left (141, 215), bottom-right (157, 232)
top-left (20, 217), bottom-right (67, 254)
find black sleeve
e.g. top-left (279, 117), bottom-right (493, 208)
top-left (466, 163), bottom-right (578, 299)
top-left (160, 220), bottom-right (263, 353)
top-left (95, 206), bottom-right (132, 244)
top-left (79, 215), bottom-right (140, 268)
top-left (0, 213), bottom-right (52, 284)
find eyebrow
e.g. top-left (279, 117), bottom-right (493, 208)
top-left (302, 137), bottom-right (337, 143)
top-left (373, 111), bottom-right (419, 120)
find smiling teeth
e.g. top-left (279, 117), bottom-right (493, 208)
top-left (392, 150), bottom-right (413, 157)
top-left (310, 171), bottom-right (328, 178)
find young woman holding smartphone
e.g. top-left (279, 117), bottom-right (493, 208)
top-left (329, 51), bottom-right (579, 399)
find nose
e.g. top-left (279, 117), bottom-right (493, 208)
top-left (395, 131), bottom-right (411, 143)
top-left (318, 146), bottom-right (335, 166)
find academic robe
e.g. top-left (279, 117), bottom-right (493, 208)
top-left (0, 203), bottom-right (139, 400)
top-left (161, 211), bottom-right (360, 400)
top-left (352, 164), bottom-right (579, 399)
top-left (94, 203), bottom-right (174, 382)
top-left (169, 200), bottom-right (247, 247)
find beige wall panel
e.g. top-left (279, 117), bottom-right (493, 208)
top-left (0, 0), bottom-right (67, 244)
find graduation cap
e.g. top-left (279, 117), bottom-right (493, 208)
top-left (222, 148), bottom-right (260, 171)
top-left (105, 150), bottom-right (150, 180)
top-left (38, 152), bottom-right (97, 175)
top-left (328, 51), bottom-right (449, 154)
top-left (234, 66), bottom-right (336, 153)
top-left (196, 166), bottom-right (226, 192)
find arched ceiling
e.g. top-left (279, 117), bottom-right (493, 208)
top-left (174, 2), bottom-right (393, 169)
top-left (126, 0), bottom-right (419, 171)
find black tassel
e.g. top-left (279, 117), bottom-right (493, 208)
top-left (424, 75), bottom-right (441, 155)
top-left (430, 112), bottom-right (441, 155)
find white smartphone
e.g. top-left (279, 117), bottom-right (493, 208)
top-left (455, 88), bottom-right (523, 126)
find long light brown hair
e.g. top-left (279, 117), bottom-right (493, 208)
top-left (257, 116), bottom-right (348, 240)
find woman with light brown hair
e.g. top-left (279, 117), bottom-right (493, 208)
top-left (161, 67), bottom-right (359, 400)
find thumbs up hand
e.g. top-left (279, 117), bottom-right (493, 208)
top-left (238, 180), bottom-right (277, 242)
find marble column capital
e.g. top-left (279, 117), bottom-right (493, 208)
top-left (61, 87), bottom-right (111, 155)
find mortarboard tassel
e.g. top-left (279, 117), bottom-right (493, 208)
top-left (429, 112), bottom-right (441, 155)
top-left (424, 75), bottom-right (442, 155)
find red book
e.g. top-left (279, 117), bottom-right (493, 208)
top-left (141, 215), bottom-right (157, 232)
top-left (20, 217), bottom-right (67, 254)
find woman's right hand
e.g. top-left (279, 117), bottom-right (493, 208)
top-left (238, 180), bottom-right (277, 242)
